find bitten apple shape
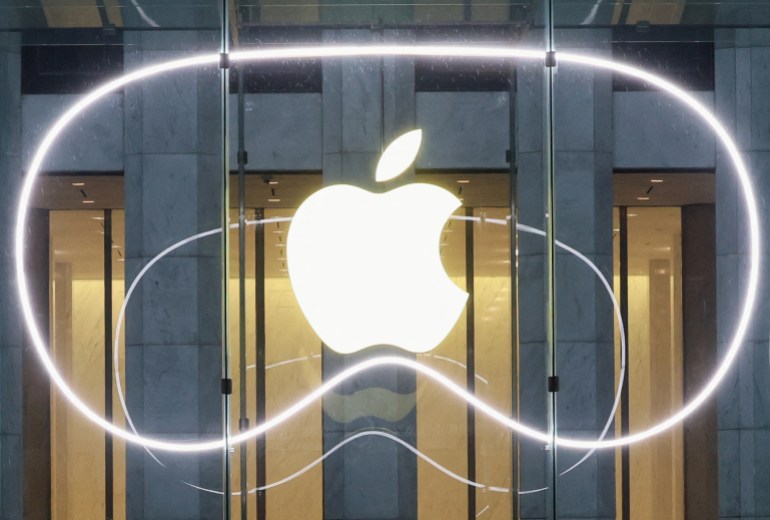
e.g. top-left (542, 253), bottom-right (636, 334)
top-left (287, 130), bottom-right (468, 354)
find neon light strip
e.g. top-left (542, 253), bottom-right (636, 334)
top-left (15, 46), bottom-right (760, 453)
top-left (181, 430), bottom-right (512, 496)
top-left (112, 215), bottom-right (625, 487)
top-left (111, 216), bottom-right (622, 489)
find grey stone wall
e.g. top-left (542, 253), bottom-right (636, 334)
top-left (715, 28), bottom-right (770, 520)
top-left (123, 31), bottom-right (223, 520)
top-left (21, 90), bottom-right (715, 175)
top-left (0, 30), bottom-right (23, 520)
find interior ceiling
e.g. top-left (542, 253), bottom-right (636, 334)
top-left (33, 171), bottom-right (715, 210)
top-left (613, 172), bottom-right (715, 206)
top-left (41, 170), bottom-right (713, 279)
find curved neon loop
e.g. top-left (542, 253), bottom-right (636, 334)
top-left (183, 430), bottom-right (512, 496)
top-left (111, 216), bottom-right (626, 484)
top-left (15, 46), bottom-right (760, 452)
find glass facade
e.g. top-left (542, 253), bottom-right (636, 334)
top-left (0, 1), bottom-right (765, 519)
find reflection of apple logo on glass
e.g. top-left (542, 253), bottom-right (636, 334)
top-left (287, 129), bottom-right (468, 354)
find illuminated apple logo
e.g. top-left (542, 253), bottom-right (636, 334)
top-left (287, 130), bottom-right (468, 354)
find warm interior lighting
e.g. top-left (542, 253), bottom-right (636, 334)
top-left (82, 200), bottom-right (94, 204)
top-left (651, 179), bottom-right (664, 183)
top-left (71, 181), bottom-right (85, 186)
top-left (15, 46), bottom-right (760, 453)
top-left (637, 196), bottom-right (650, 201)
top-left (268, 198), bottom-right (281, 202)
top-left (457, 179), bottom-right (470, 184)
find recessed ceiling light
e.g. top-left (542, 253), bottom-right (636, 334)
top-left (82, 200), bottom-right (95, 204)
top-left (457, 179), bottom-right (470, 184)
top-left (268, 198), bottom-right (281, 203)
top-left (628, 213), bottom-right (638, 217)
top-left (72, 182), bottom-right (85, 187)
top-left (92, 216), bottom-right (104, 221)
top-left (650, 179), bottom-right (664, 183)
top-left (637, 196), bottom-right (650, 201)
top-left (268, 181), bottom-right (279, 185)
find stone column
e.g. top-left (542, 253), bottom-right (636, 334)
top-left (0, 30), bottom-right (23, 520)
top-left (123, 31), bottom-right (222, 520)
top-left (320, 28), bottom-right (418, 520)
top-left (515, 28), bottom-right (615, 519)
top-left (714, 28), bottom-right (770, 520)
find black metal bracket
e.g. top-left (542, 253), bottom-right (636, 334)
top-left (545, 51), bottom-right (557, 68)
top-left (237, 150), bottom-right (249, 165)
top-left (221, 378), bottom-right (233, 395)
top-left (547, 376), bottom-right (560, 393)
top-left (239, 417), bottom-right (250, 432)
top-left (219, 52), bottom-right (230, 69)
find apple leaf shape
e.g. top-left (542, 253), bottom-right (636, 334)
top-left (375, 129), bottom-right (422, 182)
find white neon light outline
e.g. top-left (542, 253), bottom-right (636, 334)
top-left (15, 46), bottom-right (760, 453)
top-left (181, 430), bottom-right (513, 496)
top-left (110, 216), bottom-right (625, 488)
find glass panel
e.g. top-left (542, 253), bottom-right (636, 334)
top-left (549, 48), bottom-right (617, 520)
top-left (6, 0), bottom-right (763, 519)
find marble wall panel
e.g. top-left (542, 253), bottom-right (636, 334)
top-left (123, 30), bottom-right (222, 520)
top-left (515, 28), bottom-right (615, 520)
top-left (716, 30), bottom-right (770, 520)
top-left (416, 92), bottom-right (510, 170)
top-left (227, 94), bottom-right (322, 172)
top-left (1, 31), bottom-right (23, 520)
top-left (21, 94), bottom-right (124, 173)
top-left (614, 91), bottom-right (716, 170)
